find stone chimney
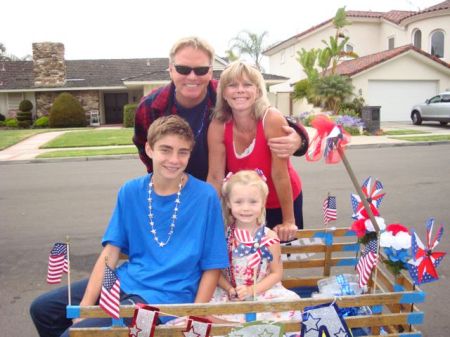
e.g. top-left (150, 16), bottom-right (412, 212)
top-left (32, 42), bottom-right (66, 87)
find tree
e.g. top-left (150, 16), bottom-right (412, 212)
top-left (293, 7), bottom-right (358, 112)
top-left (228, 30), bottom-right (268, 71)
top-left (0, 42), bottom-right (31, 61)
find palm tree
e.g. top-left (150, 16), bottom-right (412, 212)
top-left (0, 42), bottom-right (31, 61)
top-left (321, 7), bottom-right (358, 74)
top-left (228, 30), bottom-right (268, 71)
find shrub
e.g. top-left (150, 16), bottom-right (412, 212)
top-left (123, 103), bottom-right (138, 128)
top-left (33, 116), bottom-right (49, 128)
top-left (0, 113), bottom-right (5, 121)
top-left (49, 92), bottom-right (86, 128)
top-left (19, 99), bottom-right (33, 112)
top-left (335, 114), bottom-right (364, 135)
top-left (16, 110), bottom-right (33, 128)
top-left (298, 111), bottom-right (315, 127)
top-left (5, 118), bottom-right (18, 127)
top-left (0, 121), bottom-right (5, 127)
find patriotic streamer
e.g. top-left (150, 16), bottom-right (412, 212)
top-left (306, 115), bottom-right (349, 164)
top-left (99, 263), bottom-right (121, 319)
top-left (233, 225), bottom-right (279, 268)
top-left (227, 322), bottom-right (284, 337)
top-left (47, 242), bottom-right (68, 284)
top-left (351, 177), bottom-right (385, 220)
top-left (356, 238), bottom-right (379, 287)
top-left (183, 316), bottom-right (212, 337)
top-left (128, 304), bottom-right (159, 337)
top-left (408, 218), bottom-right (446, 285)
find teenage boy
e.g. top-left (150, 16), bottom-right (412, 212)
top-left (30, 115), bottom-right (229, 337)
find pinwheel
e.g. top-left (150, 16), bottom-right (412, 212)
top-left (408, 218), bottom-right (446, 285)
top-left (351, 177), bottom-right (386, 220)
top-left (233, 226), bottom-right (279, 268)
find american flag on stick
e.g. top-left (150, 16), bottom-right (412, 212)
top-left (356, 238), bottom-right (379, 287)
top-left (99, 263), bottom-right (121, 319)
top-left (47, 243), bottom-right (69, 284)
top-left (323, 195), bottom-right (337, 225)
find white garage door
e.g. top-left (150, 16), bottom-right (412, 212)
top-left (368, 80), bottom-right (438, 121)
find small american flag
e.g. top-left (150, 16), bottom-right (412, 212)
top-left (99, 264), bottom-right (121, 319)
top-left (47, 243), bottom-right (68, 284)
top-left (356, 238), bottom-right (379, 287)
top-left (323, 195), bottom-right (337, 225)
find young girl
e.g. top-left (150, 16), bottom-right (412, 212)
top-left (211, 170), bottom-right (302, 323)
top-left (207, 61), bottom-right (303, 243)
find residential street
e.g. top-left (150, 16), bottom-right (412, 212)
top-left (0, 145), bottom-right (449, 336)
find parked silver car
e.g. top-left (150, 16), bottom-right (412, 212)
top-left (411, 92), bottom-right (450, 125)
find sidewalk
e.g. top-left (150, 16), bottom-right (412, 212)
top-left (0, 122), bottom-right (449, 163)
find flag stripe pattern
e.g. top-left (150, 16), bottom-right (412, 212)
top-left (100, 264), bottom-right (121, 319)
top-left (47, 243), bottom-right (68, 284)
top-left (323, 196), bottom-right (337, 225)
top-left (356, 238), bottom-right (378, 287)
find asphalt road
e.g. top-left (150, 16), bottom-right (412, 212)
top-left (1, 144), bottom-right (449, 336)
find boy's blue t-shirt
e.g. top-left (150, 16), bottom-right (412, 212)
top-left (102, 174), bottom-right (229, 304)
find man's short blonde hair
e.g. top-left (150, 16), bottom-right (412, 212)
top-left (147, 115), bottom-right (195, 149)
top-left (169, 36), bottom-right (215, 64)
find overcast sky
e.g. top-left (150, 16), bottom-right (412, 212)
top-left (1, 0), bottom-right (441, 61)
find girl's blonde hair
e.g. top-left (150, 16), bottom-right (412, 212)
top-left (221, 170), bottom-right (269, 226)
top-left (214, 61), bottom-right (270, 122)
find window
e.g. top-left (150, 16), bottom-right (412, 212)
top-left (429, 95), bottom-right (441, 103)
top-left (430, 30), bottom-right (444, 58)
top-left (388, 37), bottom-right (395, 50)
top-left (413, 29), bottom-right (422, 49)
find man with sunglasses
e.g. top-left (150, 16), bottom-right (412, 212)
top-left (134, 36), bottom-right (308, 180)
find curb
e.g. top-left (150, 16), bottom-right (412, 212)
top-left (1, 141), bottom-right (449, 166)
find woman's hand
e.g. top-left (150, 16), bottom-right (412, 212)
top-left (273, 222), bottom-right (298, 242)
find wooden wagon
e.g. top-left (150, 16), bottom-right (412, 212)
top-left (68, 227), bottom-right (425, 337)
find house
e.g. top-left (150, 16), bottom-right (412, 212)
top-left (263, 0), bottom-right (450, 121)
top-left (0, 42), bottom-right (286, 125)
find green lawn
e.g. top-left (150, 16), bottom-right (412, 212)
top-left (0, 129), bottom-right (49, 150)
top-left (383, 129), bottom-right (431, 136)
top-left (390, 135), bottom-right (450, 142)
top-left (37, 146), bottom-right (138, 158)
top-left (41, 129), bottom-right (134, 148)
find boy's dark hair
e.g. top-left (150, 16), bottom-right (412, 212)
top-left (147, 115), bottom-right (195, 148)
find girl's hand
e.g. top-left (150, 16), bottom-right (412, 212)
top-left (227, 287), bottom-right (239, 301)
top-left (235, 285), bottom-right (253, 300)
top-left (273, 222), bottom-right (297, 242)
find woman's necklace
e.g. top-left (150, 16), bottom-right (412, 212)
top-left (148, 175), bottom-right (183, 247)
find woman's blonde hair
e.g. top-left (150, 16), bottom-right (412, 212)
top-left (221, 170), bottom-right (269, 226)
top-left (169, 36), bottom-right (214, 65)
top-left (214, 61), bottom-right (270, 122)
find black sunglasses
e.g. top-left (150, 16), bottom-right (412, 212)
top-left (173, 64), bottom-right (211, 76)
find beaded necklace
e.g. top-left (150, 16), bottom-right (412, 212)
top-left (148, 174), bottom-right (183, 248)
